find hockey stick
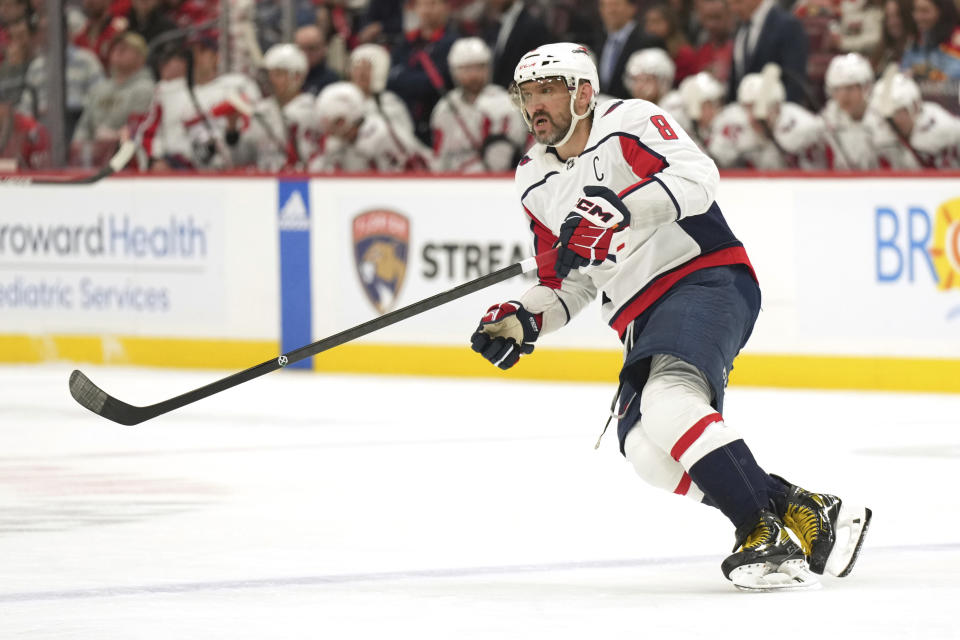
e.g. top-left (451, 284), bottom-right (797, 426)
top-left (69, 249), bottom-right (557, 426)
top-left (0, 140), bottom-right (136, 186)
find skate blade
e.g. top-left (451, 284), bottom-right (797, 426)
top-left (730, 559), bottom-right (821, 592)
top-left (826, 505), bottom-right (872, 577)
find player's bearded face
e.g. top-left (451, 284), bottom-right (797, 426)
top-left (518, 78), bottom-right (573, 145)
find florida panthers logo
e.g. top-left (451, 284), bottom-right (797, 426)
top-left (353, 209), bottom-right (410, 314)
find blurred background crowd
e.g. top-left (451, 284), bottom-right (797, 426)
top-left (1, 0), bottom-right (958, 174)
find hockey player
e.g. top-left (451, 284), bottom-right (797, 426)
top-left (735, 66), bottom-right (833, 170)
top-left (675, 71), bottom-right (726, 152)
top-left (469, 43), bottom-right (872, 591)
top-left (430, 37), bottom-right (528, 173)
top-left (348, 44), bottom-right (417, 138)
top-left (308, 81), bottom-right (432, 173)
top-left (136, 39), bottom-right (261, 170)
top-left (867, 71), bottom-right (960, 169)
top-left (622, 48), bottom-right (690, 133)
top-left (225, 43), bottom-right (318, 171)
top-left (821, 53), bottom-right (881, 170)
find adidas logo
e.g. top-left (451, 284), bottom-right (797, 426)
top-left (279, 189), bottom-right (310, 231)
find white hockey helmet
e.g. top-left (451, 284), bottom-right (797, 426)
top-left (448, 37), bottom-right (491, 69)
top-left (737, 64), bottom-right (785, 118)
top-left (624, 48), bottom-right (675, 96)
top-left (872, 70), bottom-right (921, 117)
top-left (264, 43), bottom-right (308, 75)
top-left (510, 42), bottom-right (599, 147)
top-left (679, 71), bottom-right (724, 119)
top-left (825, 53), bottom-right (873, 91)
top-left (349, 44), bottom-right (391, 93)
top-left (315, 81), bottom-right (366, 130)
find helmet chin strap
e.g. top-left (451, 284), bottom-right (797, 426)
top-left (552, 81), bottom-right (591, 149)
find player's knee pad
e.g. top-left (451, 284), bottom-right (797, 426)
top-left (623, 425), bottom-right (705, 502)
top-left (639, 354), bottom-right (741, 469)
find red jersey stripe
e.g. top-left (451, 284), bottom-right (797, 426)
top-left (611, 246), bottom-right (756, 337)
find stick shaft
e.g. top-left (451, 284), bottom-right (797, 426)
top-left (71, 250), bottom-right (553, 424)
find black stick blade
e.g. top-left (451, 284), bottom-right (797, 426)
top-left (69, 370), bottom-right (150, 426)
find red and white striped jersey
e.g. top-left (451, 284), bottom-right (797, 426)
top-left (430, 85), bottom-right (528, 173)
top-left (820, 100), bottom-right (881, 170)
top-left (136, 73), bottom-right (261, 169)
top-left (229, 93), bottom-right (318, 171)
top-left (515, 98), bottom-right (754, 339)
top-left (868, 102), bottom-right (960, 169)
top-left (307, 111), bottom-right (433, 173)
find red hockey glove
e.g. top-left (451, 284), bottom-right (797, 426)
top-left (555, 185), bottom-right (632, 280)
top-left (470, 301), bottom-right (542, 370)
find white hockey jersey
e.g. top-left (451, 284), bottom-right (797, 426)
top-left (706, 103), bottom-right (779, 169)
top-left (867, 102), bottom-right (960, 169)
top-left (708, 102), bottom-right (831, 170)
top-left (820, 100), bottom-right (880, 170)
top-left (308, 111), bottom-right (432, 173)
top-left (228, 93), bottom-right (318, 171)
top-left (515, 98), bottom-right (755, 339)
top-left (430, 85), bottom-right (528, 173)
top-left (364, 90), bottom-right (416, 137)
top-left (137, 73), bottom-right (262, 169)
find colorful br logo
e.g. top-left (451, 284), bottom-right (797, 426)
top-left (931, 198), bottom-right (960, 290)
top-left (353, 209), bottom-right (410, 314)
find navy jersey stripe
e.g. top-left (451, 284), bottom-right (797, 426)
top-left (651, 176), bottom-right (681, 219)
top-left (521, 170), bottom-right (560, 202)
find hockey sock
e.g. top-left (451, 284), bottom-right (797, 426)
top-left (687, 439), bottom-right (780, 531)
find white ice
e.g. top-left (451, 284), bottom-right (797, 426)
top-left (0, 363), bottom-right (958, 639)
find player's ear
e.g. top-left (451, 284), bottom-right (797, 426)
top-left (574, 81), bottom-right (595, 116)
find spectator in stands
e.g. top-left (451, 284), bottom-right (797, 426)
top-left (226, 43), bottom-right (318, 171)
top-left (349, 43), bottom-right (416, 136)
top-left (430, 36), bottom-right (526, 172)
top-left (126, 0), bottom-right (176, 47)
top-left (21, 14), bottom-right (105, 140)
top-left (387, 0), bottom-right (458, 145)
top-left (357, 0), bottom-right (405, 48)
top-left (295, 24), bottom-right (340, 95)
top-left (0, 16), bottom-right (32, 91)
top-left (834, 0), bottom-right (883, 56)
top-left (478, 0), bottom-right (552, 88)
top-left (310, 81), bottom-right (432, 172)
top-left (694, 0), bottom-right (735, 83)
top-left (0, 77), bottom-right (50, 169)
top-left (644, 2), bottom-right (698, 82)
top-left (874, 0), bottom-right (916, 70)
top-left (71, 31), bottom-right (154, 167)
top-left (596, 0), bottom-right (665, 98)
top-left (793, 0), bottom-right (841, 107)
top-left (868, 70), bottom-right (960, 166)
top-left (728, 0), bottom-right (808, 104)
top-left (0, 0), bottom-right (31, 65)
top-left (900, 0), bottom-right (960, 82)
top-left (72, 0), bottom-right (127, 67)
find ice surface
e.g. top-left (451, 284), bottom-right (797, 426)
top-left (0, 363), bottom-right (958, 639)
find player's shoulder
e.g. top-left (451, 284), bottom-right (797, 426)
top-left (776, 102), bottom-right (824, 145)
top-left (356, 112), bottom-right (391, 152)
top-left (513, 144), bottom-right (559, 194)
top-left (913, 102), bottom-right (960, 146)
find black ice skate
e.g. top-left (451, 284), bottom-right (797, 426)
top-left (721, 509), bottom-right (818, 591)
top-left (771, 474), bottom-right (872, 577)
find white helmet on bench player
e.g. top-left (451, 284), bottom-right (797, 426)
top-left (825, 53), bottom-right (873, 92)
top-left (510, 42), bottom-right (599, 147)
